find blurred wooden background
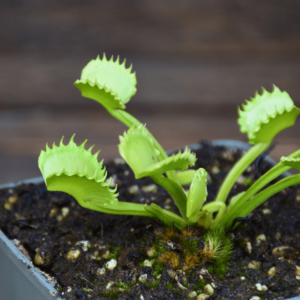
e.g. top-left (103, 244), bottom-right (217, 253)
top-left (0, 0), bottom-right (300, 184)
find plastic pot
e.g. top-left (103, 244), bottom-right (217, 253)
top-left (0, 140), bottom-right (299, 300)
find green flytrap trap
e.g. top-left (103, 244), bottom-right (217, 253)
top-left (38, 54), bottom-right (300, 230)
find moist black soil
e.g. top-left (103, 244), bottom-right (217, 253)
top-left (1, 142), bottom-right (300, 300)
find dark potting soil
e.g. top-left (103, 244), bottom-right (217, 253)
top-left (0, 142), bottom-right (300, 300)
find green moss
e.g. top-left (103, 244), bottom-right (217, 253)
top-left (202, 226), bottom-right (233, 279)
top-left (108, 246), bottom-right (121, 259)
top-left (141, 233), bottom-right (148, 245)
top-left (152, 237), bottom-right (165, 257)
top-left (279, 278), bottom-right (284, 284)
top-left (115, 281), bottom-right (134, 292)
top-left (257, 292), bottom-right (265, 297)
top-left (181, 237), bottom-right (198, 255)
top-left (146, 279), bottom-right (160, 288)
top-left (103, 289), bottom-right (121, 299)
top-left (99, 280), bottom-right (105, 288)
top-left (166, 282), bottom-right (173, 289)
top-left (151, 260), bottom-right (164, 277)
top-left (194, 280), bottom-right (206, 290)
top-left (174, 289), bottom-right (183, 296)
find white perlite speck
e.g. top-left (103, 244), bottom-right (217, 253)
top-left (114, 157), bottom-right (125, 165)
top-left (240, 276), bottom-right (246, 280)
top-left (62, 207), bottom-right (69, 217)
top-left (256, 234), bottom-right (266, 246)
top-left (246, 241), bottom-right (252, 254)
top-left (106, 259), bottom-right (117, 270)
top-left (75, 241), bottom-right (90, 252)
top-left (296, 266), bottom-right (300, 276)
top-left (106, 281), bottom-right (114, 290)
top-left (96, 268), bottom-right (106, 275)
top-left (236, 175), bottom-right (246, 185)
top-left (255, 283), bottom-right (268, 291)
top-left (147, 247), bottom-right (156, 257)
top-left (272, 246), bottom-right (293, 256)
top-left (139, 274), bottom-right (148, 283)
top-left (197, 294), bottom-right (210, 300)
top-left (102, 250), bottom-right (110, 259)
top-left (204, 284), bottom-right (214, 295)
top-left (268, 267), bottom-right (276, 276)
top-left (262, 208), bottom-right (271, 215)
top-left (143, 259), bottom-right (152, 267)
top-left (250, 297), bottom-right (261, 300)
top-left (128, 185), bottom-right (139, 194)
top-left (142, 184), bottom-right (158, 193)
top-left (188, 291), bottom-right (197, 298)
top-left (248, 261), bottom-right (261, 269)
top-left (211, 165), bottom-right (220, 174)
top-left (66, 249), bottom-right (81, 260)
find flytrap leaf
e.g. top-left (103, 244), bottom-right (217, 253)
top-left (186, 168), bottom-right (208, 223)
top-left (238, 86), bottom-right (300, 144)
top-left (119, 125), bottom-right (160, 178)
top-left (38, 135), bottom-right (118, 208)
top-left (280, 157), bottom-right (300, 172)
top-left (119, 125), bottom-right (196, 179)
top-left (74, 54), bottom-right (137, 110)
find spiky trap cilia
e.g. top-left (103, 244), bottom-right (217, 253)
top-left (38, 54), bottom-right (300, 230)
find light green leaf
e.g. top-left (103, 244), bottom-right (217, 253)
top-left (186, 168), bottom-right (208, 223)
top-left (177, 169), bottom-right (196, 185)
top-left (227, 191), bottom-right (245, 212)
top-left (140, 147), bottom-right (196, 178)
top-left (119, 126), bottom-right (196, 179)
top-left (118, 125), bottom-right (160, 179)
top-left (280, 156), bottom-right (300, 172)
top-left (38, 135), bottom-right (153, 217)
top-left (38, 135), bottom-right (118, 207)
top-left (74, 54), bottom-right (137, 110)
top-left (238, 86), bottom-right (300, 144)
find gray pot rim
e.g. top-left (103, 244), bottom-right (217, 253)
top-left (0, 139), bottom-right (299, 300)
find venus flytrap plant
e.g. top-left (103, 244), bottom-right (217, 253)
top-left (38, 54), bottom-right (300, 232)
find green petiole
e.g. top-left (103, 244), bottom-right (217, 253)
top-left (214, 142), bottom-right (270, 204)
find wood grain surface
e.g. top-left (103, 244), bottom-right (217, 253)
top-left (0, 0), bottom-right (300, 183)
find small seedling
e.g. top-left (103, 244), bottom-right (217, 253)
top-left (151, 260), bottom-right (164, 277)
top-left (194, 280), bottom-right (206, 290)
top-left (166, 282), bottom-right (173, 289)
top-left (39, 54), bottom-right (300, 231)
top-left (146, 279), bottom-right (160, 288)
